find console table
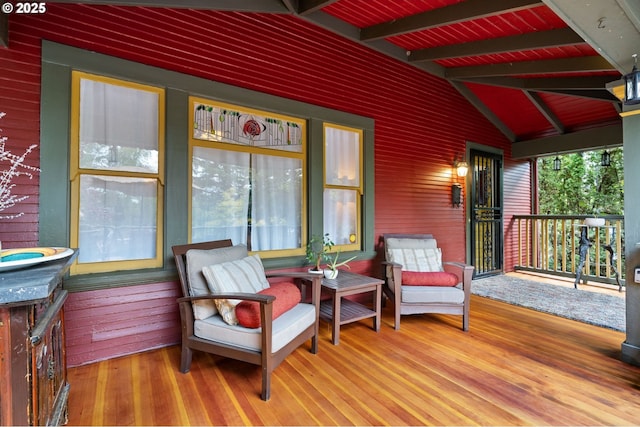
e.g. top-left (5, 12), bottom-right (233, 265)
top-left (319, 271), bottom-right (383, 345)
top-left (0, 250), bottom-right (77, 426)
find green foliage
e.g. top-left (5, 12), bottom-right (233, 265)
top-left (305, 233), bottom-right (332, 271)
top-left (538, 148), bottom-right (624, 215)
top-left (305, 233), bottom-right (356, 271)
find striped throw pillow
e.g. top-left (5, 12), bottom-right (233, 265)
top-left (388, 247), bottom-right (443, 272)
top-left (202, 254), bottom-right (270, 325)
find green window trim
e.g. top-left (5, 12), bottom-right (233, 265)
top-left (40, 41), bottom-right (375, 292)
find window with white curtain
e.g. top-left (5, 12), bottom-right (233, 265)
top-left (190, 97), bottom-right (305, 255)
top-left (70, 71), bottom-right (165, 274)
top-left (323, 124), bottom-right (362, 249)
top-left (40, 45), bottom-right (376, 287)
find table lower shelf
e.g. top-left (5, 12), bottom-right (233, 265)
top-left (319, 299), bottom-right (376, 325)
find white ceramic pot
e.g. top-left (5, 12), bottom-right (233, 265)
top-left (323, 269), bottom-right (338, 279)
top-left (584, 217), bottom-right (605, 227)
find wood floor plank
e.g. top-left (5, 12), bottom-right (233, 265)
top-left (66, 295), bottom-right (640, 426)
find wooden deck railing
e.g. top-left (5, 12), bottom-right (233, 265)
top-left (512, 215), bottom-right (625, 287)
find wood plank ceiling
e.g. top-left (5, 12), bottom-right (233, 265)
top-left (17, 0), bottom-right (640, 155)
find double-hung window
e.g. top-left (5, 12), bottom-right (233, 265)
top-left (189, 97), bottom-right (306, 257)
top-left (69, 72), bottom-right (165, 274)
top-left (323, 124), bottom-right (362, 250)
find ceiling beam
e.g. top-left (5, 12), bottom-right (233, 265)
top-left (543, 89), bottom-right (619, 101)
top-left (296, 0), bottom-right (337, 15)
top-left (457, 75), bottom-right (616, 90)
top-left (409, 28), bottom-right (584, 62)
top-left (0, 12), bottom-right (7, 48)
top-left (449, 81), bottom-right (516, 142)
top-left (446, 56), bottom-right (615, 78)
top-left (301, 10), bottom-right (446, 77)
top-left (281, 0), bottom-right (296, 13)
top-left (45, 0), bottom-right (290, 12)
top-left (457, 75), bottom-right (620, 101)
top-left (360, 0), bottom-right (542, 42)
top-left (524, 91), bottom-right (565, 133)
top-left (511, 124), bottom-right (622, 158)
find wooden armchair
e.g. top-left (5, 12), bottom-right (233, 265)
top-left (172, 240), bottom-right (321, 401)
top-left (382, 233), bottom-right (474, 331)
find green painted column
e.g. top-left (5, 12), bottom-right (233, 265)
top-left (622, 111), bottom-right (640, 366)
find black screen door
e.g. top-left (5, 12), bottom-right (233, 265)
top-left (470, 149), bottom-right (503, 277)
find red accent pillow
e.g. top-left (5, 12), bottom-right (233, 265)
top-left (402, 271), bottom-right (459, 287)
top-left (235, 281), bottom-right (301, 328)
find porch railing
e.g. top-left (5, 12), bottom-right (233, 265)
top-left (512, 215), bottom-right (625, 287)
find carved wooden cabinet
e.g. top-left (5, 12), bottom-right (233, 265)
top-left (0, 251), bottom-right (76, 426)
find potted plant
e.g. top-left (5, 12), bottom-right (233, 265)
top-left (305, 233), bottom-right (330, 273)
top-left (305, 233), bottom-right (356, 278)
top-left (323, 249), bottom-right (357, 279)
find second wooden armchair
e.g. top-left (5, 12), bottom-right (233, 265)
top-left (382, 233), bottom-right (474, 331)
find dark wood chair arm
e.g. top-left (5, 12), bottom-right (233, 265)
top-left (443, 261), bottom-right (473, 270)
top-left (381, 261), bottom-right (403, 295)
top-left (177, 293), bottom-right (275, 305)
top-left (381, 260), bottom-right (402, 268)
top-left (266, 271), bottom-right (320, 280)
top-left (443, 261), bottom-right (474, 293)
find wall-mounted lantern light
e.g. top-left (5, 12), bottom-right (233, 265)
top-left (452, 155), bottom-right (467, 207)
top-left (553, 156), bottom-right (561, 171)
top-left (624, 54), bottom-right (640, 105)
top-left (601, 150), bottom-right (611, 167)
top-left (454, 157), bottom-right (468, 177)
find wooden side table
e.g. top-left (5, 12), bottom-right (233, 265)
top-left (319, 271), bottom-right (383, 345)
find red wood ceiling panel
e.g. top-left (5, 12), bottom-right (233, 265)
top-left (536, 92), bottom-right (620, 131)
top-left (465, 82), bottom-right (555, 137)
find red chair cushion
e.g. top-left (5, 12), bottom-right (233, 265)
top-left (402, 271), bottom-right (459, 286)
top-left (235, 281), bottom-right (301, 328)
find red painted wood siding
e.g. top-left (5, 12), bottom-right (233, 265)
top-left (0, 4), bottom-right (530, 365)
top-left (64, 282), bottom-right (181, 366)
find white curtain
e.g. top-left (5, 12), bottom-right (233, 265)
top-left (324, 126), bottom-right (360, 187)
top-left (324, 126), bottom-right (360, 244)
top-left (323, 189), bottom-right (357, 245)
top-left (78, 175), bottom-right (157, 263)
top-left (251, 155), bottom-right (302, 250)
top-left (79, 78), bottom-right (159, 172)
top-left (191, 148), bottom-right (250, 245)
top-left (191, 147), bottom-right (301, 250)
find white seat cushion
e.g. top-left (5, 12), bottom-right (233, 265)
top-left (401, 285), bottom-right (465, 304)
top-left (194, 302), bottom-right (316, 353)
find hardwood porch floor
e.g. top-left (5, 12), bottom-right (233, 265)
top-left (66, 295), bottom-right (640, 426)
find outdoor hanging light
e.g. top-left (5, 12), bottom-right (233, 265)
top-left (553, 156), bottom-right (561, 171)
top-left (601, 150), bottom-right (611, 167)
top-left (623, 54), bottom-right (640, 105)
